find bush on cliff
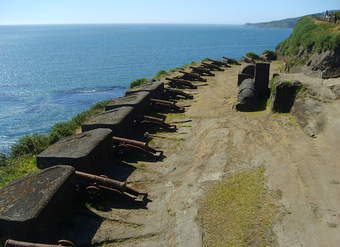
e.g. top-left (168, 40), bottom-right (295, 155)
top-left (262, 50), bottom-right (277, 60)
top-left (11, 134), bottom-right (50, 158)
top-left (277, 16), bottom-right (340, 56)
top-left (246, 52), bottom-right (261, 60)
top-left (130, 78), bottom-right (148, 88)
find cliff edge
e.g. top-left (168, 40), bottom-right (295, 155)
top-left (276, 16), bottom-right (340, 79)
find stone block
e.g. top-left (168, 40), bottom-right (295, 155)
top-left (0, 166), bottom-right (76, 241)
top-left (272, 80), bottom-right (302, 113)
top-left (254, 63), bottom-right (270, 98)
top-left (125, 81), bottom-right (164, 98)
top-left (81, 106), bottom-right (136, 136)
top-left (36, 128), bottom-right (112, 171)
top-left (105, 91), bottom-right (151, 114)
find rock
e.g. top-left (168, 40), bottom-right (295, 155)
top-left (81, 106), bottom-right (136, 137)
top-left (271, 80), bottom-right (302, 113)
top-left (308, 50), bottom-right (340, 79)
top-left (254, 63), bottom-right (270, 98)
top-left (329, 84), bottom-right (340, 99)
top-left (236, 79), bottom-right (259, 111)
top-left (36, 128), bottom-right (113, 172)
top-left (0, 166), bottom-right (76, 241)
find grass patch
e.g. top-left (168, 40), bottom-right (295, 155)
top-left (153, 70), bottom-right (170, 80)
top-left (199, 166), bottom-right (279, 247)
top-left (277, 16), bottom-right (340, 58)
top-left (165, 113), bottom-right (185, 122)
top-left (0, 155), bottom-right (38, 188)
top-left (129, 78), bottom-right (148, 89)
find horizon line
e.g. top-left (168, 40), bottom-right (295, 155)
top-left (0, 22), bottom-right (247, 26)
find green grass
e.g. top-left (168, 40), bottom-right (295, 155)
top-left (153, 70), bottom-right (170, 80)
top-left (129, 78), bottom-right (148, 88)
top-left (277, 16), bottom-right (340, 57)
top-left (0, 155), bottom-right (38, 188)
top-left (199, 166), bottom-right (279, 247)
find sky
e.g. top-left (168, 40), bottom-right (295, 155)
top-left (0, 0), bottom-right (339, 25)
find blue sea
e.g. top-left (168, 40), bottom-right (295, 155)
top-left (0, 24), bottom-right (291, 153)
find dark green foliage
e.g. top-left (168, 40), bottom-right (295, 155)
top-left (129, 78), bottom-right (148, 88)
top-left (11, 134), bottom-right (50, 158)
top-left (246, 52), bottom-right (261, 60)
top-left (0, 154), bottom-right (7, 166)
top-left (277, 17), bottom-right (340, 56)
top-left (262, 50), bottom-right (277, 60)
top-left (153, 70), bottom-right (169, 80)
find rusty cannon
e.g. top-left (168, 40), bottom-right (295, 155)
top-left (189, 66), bottom-right (214, 76)
top-left (149, 98), bottom-right (185, 113)
top-left (177, 71), bottom-right (207, 82)
top-left (165, 77), bottom-right (197, 89)
top-left (136, 115), bottom-right (177, 131)
top-left (112, 136), bottom-right (163, 159)
top-left (163, 88), bottom-right (193, 100)
top-left (222, 56), bottom-right (241, 65)
top-left (5, 239), bottom-right (75, 247)
top-left (206, 59), bottom-right (230, 67)
top-left (75, 170), bottom-right (147, 202)
top-left (201, 62), bottom-right (224, 71)
top-left (82, 107), bottom-right (176, 135)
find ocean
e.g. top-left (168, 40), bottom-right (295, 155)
top-left (0, 24), bottom-right (291, 153)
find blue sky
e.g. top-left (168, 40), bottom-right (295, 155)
top-left (0, 0), bottom-right (339, 25)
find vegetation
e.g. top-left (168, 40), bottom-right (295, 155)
top-left (245, 52), bottom-right (261, 60)
top-left (0, 100), bottom-right (110, 187)
top-left (129, 78), bottom-right (149, 88)
top-left (246, 9), bottom-right (340, 28)
top-left (153, 70), bottom-right (170, 80)
top-left (262, 49), bottom-right (277, 60)
top-left (199, 166), bottom-right (279, 246)
top-left (277, 17), bottom-right (340, 56)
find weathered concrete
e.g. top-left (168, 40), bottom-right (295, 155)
top-left (241, 64), bottom-right (255, 78)
top-left (254, 63), bottom-right (270, 98)
top-left (81, 107), bottom-right (136, 136)
top-left (36, 128), bottom-right (112, 172)
top-left (271, 80), bottom-right (302, 113)
top-left (0, 166), bottom-right (76, 241)
top-left (105, 91), bottom-right (151, 113)
top-left (125, 81), bottom-right (164, 98)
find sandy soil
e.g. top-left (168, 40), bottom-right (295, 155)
top-left (66, 62), bottom-right (340, 247)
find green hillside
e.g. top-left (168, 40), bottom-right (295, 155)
top-left (246, 10), bottom-right (340, 28)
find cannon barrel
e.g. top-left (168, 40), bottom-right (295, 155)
top-left (139, 115), bottom-right (177, 131)
top-left (163, 88), bottom-right (193, 99)
top-left (202, 63), bottom-right (224, 71)
top-left (75, 171), bottom-right (147, 197)
top-left (5, 240), bottom-right (75, 247)
top-left (112, 136), bottom-right (148, 149)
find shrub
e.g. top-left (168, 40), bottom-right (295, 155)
top-left (10, 134), bottom-right (50, 158)
top-left (277, 16), bottom-right (340, 56)
top-left (262, 50), bottom-right (277, 60)
top-left (0, 154), bottom-right (7, 166)
top-left (246, 52), bottom-right (261, 60)
top-left (153, 70), bottom-right (169, 80)
top-left (129, 78), bottom-right (148, 88)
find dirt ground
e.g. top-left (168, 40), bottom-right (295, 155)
top-left (67, 61), bottom-right (340, 247)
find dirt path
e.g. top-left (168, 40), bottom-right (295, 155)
top-left (70, 62), bottom-right (340, 247)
